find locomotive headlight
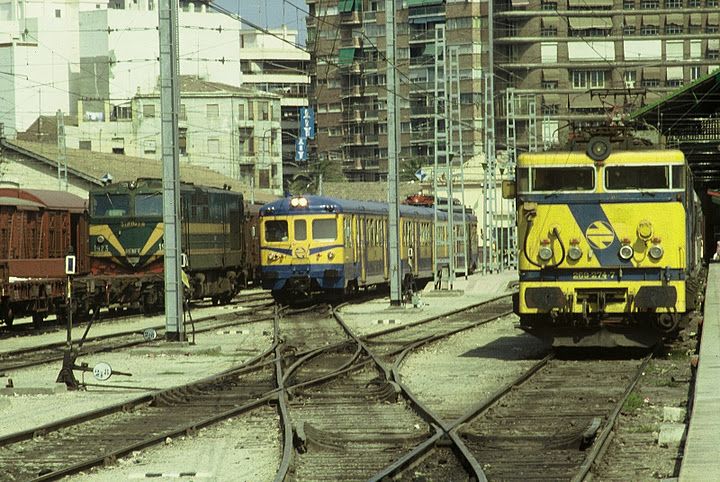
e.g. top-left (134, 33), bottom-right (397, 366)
top-left (618, 244), bottom-right (634, 260)
top-left (96, 235), bottom-right (106, 244)
top-left (568, 246), bottom-right (583, 261)
top-left (648, 245), bottom-right (664, 260)
top-left (290, 196), bottom-right (309, 208)
top-left (328, 252), bottom-right (335, 260)
top-left (538, 245), bottom-right (553, 262)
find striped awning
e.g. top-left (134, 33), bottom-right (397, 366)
top-left (568, 17), bottom-right (612, 29)
top-left (338, 47), bottom-right (356, 66)
top-left (542, 69), bottom-right (560, 81)
top-left (665, 14), bottom-right (684, 25)
top-left (643, 67), bottom-right (660, 79)
top-left (689, 14), bottom-right (702, 26)
top-left (642, 15), bottom-right (660, 26)
top-left (708, 13), bottom-right (720, 26)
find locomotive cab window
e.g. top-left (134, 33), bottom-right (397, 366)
top-left (531, 167), bottom-right (594, 191)
top-left (92, 193), bottom-right (130, 217)
top-left (605, 165), bottom-right (669, 190)
top-left (294, 219), bottom-right (307, 241)
top-left (265, 220), bottom-right (288, 242)
top-left (135, 192), bottom-right (163, 216)
top-left (312, 218), bottom-right (337, 241)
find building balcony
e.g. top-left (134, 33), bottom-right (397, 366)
top-left (344, 109), bottom-right (364, 123)
top-left (345, 133), bottom-right (364, 145)
top-left (410, 106), bottom-right (435, 117)
top-left (341, 85), bottom-right (364, 98)
top-left (364, 134), bottom-right (379, 144)
top-left (340, 11), bottom-right (361, 25)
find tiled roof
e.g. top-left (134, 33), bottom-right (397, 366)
top-left (322, 181), bottom-right (423, 202)
top-left (3, 140), bottom-right (277, 203)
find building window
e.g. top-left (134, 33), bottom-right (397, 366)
top-left (111, 138), bottom-right (125, 155)
top-left (179, 104), bottom-right (186, 120)
top-left (142, 104), bottom-right (155, 118)
top-left (55, 8), bottom-right (61, 17)
top-left (623, 0), bottom-right (635, 7)
top-left (665, 0), bottom-right (682, 5)
top-left (641, 25), bottom-right (659, 35)
top-left (248, 101), bottom-right (254, 120)
top-left (112, 105), bottom-right (132, 120)
top-left (79, 140), bottom-right (92, 150)
top-left (624, 70), bottom-right (637, 88)
top-left (688, 0), bottom-right (700, 5)
top-left (666, 24), bottom-right (683, 34)
top-left (572, 70), bottom-right (606, 89)
top-left (541, 27), bottom-right (558, 36)
top-left (624, 25), bottom-right (636, 35)
top-left (690, 66), bottom-right (701, 80)
top-left (542, 80), bottom-right (559, 89)
top-left (542, 104), bottom-right (559, 115)
top-left (179, 128), bottom-right (187, 155)
top-left (641, 78), bottom-right (660, 87)
top-left (260, 102), bottom-right (269, 121)
top-left (207, 138), bottom-right (220, 154)
top-left (709, 0), bottom-right (718, 6)
top-left (640, 0), bottom-right (659, 6)
top-left (541, 0), bottom-right (557, 9)
top-left (207, 104), bottom-right (219, 118)
top-left (144, 140), bottom-right (156, 154)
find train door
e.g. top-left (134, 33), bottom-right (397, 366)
top-left (411, 220), bottom-right (420, 276)
top-left (358, 215), bottom-right (366, 283)
top-left (382, 218), bottom-right (389, 280)
top-left (290, 217), bottom-right (311, 267)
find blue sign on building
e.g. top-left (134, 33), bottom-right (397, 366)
top-left (299, 107), bottom-right (315, 139)
top-left (295, 136), bottom-right (308, 162)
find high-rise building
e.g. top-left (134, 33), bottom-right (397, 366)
top-left (306, 0), bottom-right (487, 181)
top-left (495, 0), bottom-right (720, 148)
top-left (307, 0), bottom-right (720, 176)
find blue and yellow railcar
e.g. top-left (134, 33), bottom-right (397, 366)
top-left (512, 144), bottom-right (704, 346)
top-left (259, 195), bottom-right (477, 302)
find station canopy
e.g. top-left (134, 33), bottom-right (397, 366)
top-left (630, 69), bottom-right (720, 188)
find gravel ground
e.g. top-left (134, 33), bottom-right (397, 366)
top-left (398, 314), bottom-right (549, 421)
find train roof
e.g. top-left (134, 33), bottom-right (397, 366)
top-left (518, 149), bottom-right (685, 166)
top-left (260, 195), bottom-right (439, 218)
top-left (0, 187), bottom-right (86, 212)
top-left (89, 178), bottom-right (243, 198)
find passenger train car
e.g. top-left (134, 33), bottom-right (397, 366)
top-left (80, 179), bottom-right (251, 314)
top-left (507, 138), bottom-right (704, 346)
top-left (259, 195), bottom-right (478, 303)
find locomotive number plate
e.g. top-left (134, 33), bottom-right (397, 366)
top-left (572, 271), bottom-right (616, 280)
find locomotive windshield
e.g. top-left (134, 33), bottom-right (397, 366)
top-left (265, 220), bottom-right (288, 242)
top-left (135, 192), bottom-right (163, 216)
top-left (605, 165), bottom-right (670, 190)
top-left (91, 193), bottom-right (130, 217)
top-left (531, 167), bottom-right (594, 191)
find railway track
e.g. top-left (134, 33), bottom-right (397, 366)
top-left (0, 291), bottom-right (661, 481)
top-left (0, 290), bottom-right (273, 340)
top-left (0, 298), bottom-right (275, 373)
top-left (0, 296), bottom-right (515, 480)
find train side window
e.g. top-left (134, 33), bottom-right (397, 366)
top-left (265, 220), bottom-right (288, 242)
top-left (294, 219), bottom-right (307, 240)
top-left (343, 218), bottom-right (352, 248)
top-left (671, 165), bottom-right (685, 189)
top-left (312, 219), bottom-right (337, 241)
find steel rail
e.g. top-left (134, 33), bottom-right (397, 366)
top-left (572, 353), bottom-right (653, 481)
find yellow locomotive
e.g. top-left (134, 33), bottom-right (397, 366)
top-left (507, 138), bottom-right (704, 347)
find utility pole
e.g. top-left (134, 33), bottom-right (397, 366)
top-left (386, 0), bottom-right (402, 306)
top-left (56, 109), bottom-right (68, 191)
top-left (159, 0), bottom-right (184, 341)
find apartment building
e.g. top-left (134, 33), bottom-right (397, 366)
top-left (306, 0), bottom-right (487, 181)
top-left (239, 28), bottom-right (311, 185)
top-left (495, 0), bottom-right (720, 147)
top-left (67, 77), bottom-right (284, 194)
top-left (307, 0), bottom-right (720, 174)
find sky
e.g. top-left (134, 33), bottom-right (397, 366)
top-left (216, 0), bottom-right (308, 46)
